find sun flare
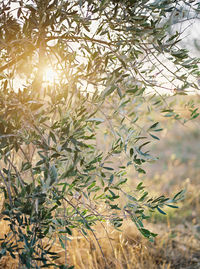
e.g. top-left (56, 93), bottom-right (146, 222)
top-left (43, 67), bottom-right (58, 84)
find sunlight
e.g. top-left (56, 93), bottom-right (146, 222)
top-left (43, 67), bottom-right (58, 84)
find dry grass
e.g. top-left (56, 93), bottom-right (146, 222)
top-left (0, 218), bottom-right (199, 269)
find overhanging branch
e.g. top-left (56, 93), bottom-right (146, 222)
top-left (46, 34), bottom-right (113, 47)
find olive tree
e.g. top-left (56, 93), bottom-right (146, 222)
top-left (0, 0), bottom-right (199, 268)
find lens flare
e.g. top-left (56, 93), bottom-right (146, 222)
top-left (43, 67), bottom-right (58, 84)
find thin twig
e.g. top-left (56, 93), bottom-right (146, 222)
top-left (0, 168), bottom-right (13, 207)
top-left (6, 157), bottom-right (25, 188)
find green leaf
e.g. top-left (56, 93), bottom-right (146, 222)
top-left (173, 189), bottom-right (185, 201)
top-left (149, 122), bottom-right (159, 130)
top-left (166, 204), bottom-right (178, 209)
top-left (50, 164), bottom-right (57, 185)
top-left (108, 174), bottom-right (114, 185)
top-left (149, 133), bottom-right (160, 140)
top-left (58, 237), bottom-right (65, 249)
top-left (136, 182), bottom-right (145, 191)
top-left (87, 181), bottom-right (96, 190)
top-left (138, 141), bottom-right (150, 151)
top-left (139, 191), bottom-right (148, 202)
top-left (116, 178), bottom-right (127, 186)
top-left (136, 168), bottom-right (146, 174)
top-left (50, 131), bottom-right (57, 143)
top-left (103, 166), bottom-right (114, 171)
top-left (139, 228), bottom-right (150, 238)
top-left (102, 85), bottom-right (117, 98)
top-left (156, 207), bottom-right (166, 215)
top-left (86, 118), bottom-right (104, 123)
top-left (130, 148), bottom-right (134, 157)
top-left (21, 162), bottom-right (32, 172)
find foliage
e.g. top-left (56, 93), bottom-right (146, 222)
top-left (165, 0), bottom-right (200, 55)
top-left (0, 0), bottom-right (199, 267)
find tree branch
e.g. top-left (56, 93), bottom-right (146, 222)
top-left (46, 34), bottom-right (113, 47)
